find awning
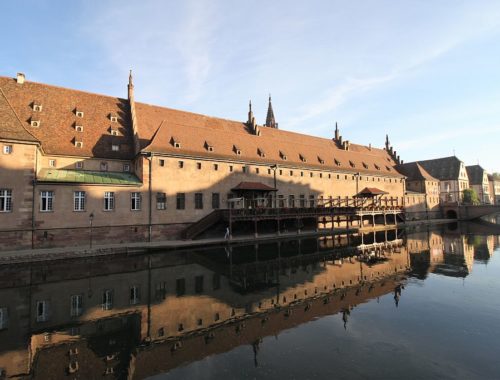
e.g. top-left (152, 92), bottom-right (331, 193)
top-left (37, 169), bottom-right (142, 185)
top-left (231, 182), bottom-right (277, 192)
top-left (355, 187), bottom-right (389, 197)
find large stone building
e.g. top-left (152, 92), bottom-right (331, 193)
top-left (0, 73), bottom-right (408, 249)
top-left (466, 165), bottom-right (490, 204)
top-left (406, 156), bottom-right (469, 203)
top-left (487, 174), bottom-right (500, 205)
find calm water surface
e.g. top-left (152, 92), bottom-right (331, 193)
top-left (0, 223), bottom-right (499, 380)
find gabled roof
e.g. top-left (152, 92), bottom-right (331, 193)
top-left (356, 187), bottom-right (388, 197)
top-left (137, 102), bottom-right (403, 177)
top-left (0, 87), bottom-right (39, 143)
top-left (413, 156), bottom-right (463, 181)
top-left (0, 76), bottom-right (134, 159)
top-left (396, 162), bottom-right (438, 181)
top-left (466, 165), bottom-right (485, 185)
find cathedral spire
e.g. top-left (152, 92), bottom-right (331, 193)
top-left (265, 94), bottom-right (277, 128)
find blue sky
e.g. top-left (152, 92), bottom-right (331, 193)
top-left (1, 0), bottom-right (499, 172)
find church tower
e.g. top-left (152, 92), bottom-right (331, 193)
top-left (265, 95), bottom-right (278, 128)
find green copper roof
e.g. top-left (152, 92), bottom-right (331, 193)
top-left (37, 169), bottom-right (142, 185)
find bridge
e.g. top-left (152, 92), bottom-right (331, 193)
top-left (441, 203), bottom-right (500, 220)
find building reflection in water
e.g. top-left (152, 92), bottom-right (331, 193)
top-left (0, 226), bottom-right (497, 379)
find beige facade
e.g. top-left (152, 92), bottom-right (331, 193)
top-left (0, 74), bottom-right (407, 250)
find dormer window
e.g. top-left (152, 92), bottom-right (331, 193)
top-left (362, 162), bottom-right (369, 169)
top-left (374, 164), bottom-right (381, 170)
top-left (110, 129), bottom-right (118, 136)
top-left (75, 110), bottom-right (84, 118)
top-left (334, 158), bottom-right (341, 166)
top-left (318, 156), bottom-right (325, 164)
top-left (100, 162), bottom-right (108, 171)
top-left (30, 119), bottom-right (40, 128)
top-left (299, 154), bottom-right (307, 163)
top-left (386, 166), bottom-right (392, 171)
top-left (233, 145), bottom-right (241, 155)
top-left (204, 141), bottom-right (214, 152)
top-left (111, 144), bottom-right (120, 151)
top-left (33, 103), bottom-right (43, 112)
top-left (75, 125), bottom-right (84, 132)
top-left (109, 114), bottom-right (118, 122)
top-left (257, 148), bottom-right (266, 157)
top-left (171, 137), bottom-right (181, 148)
top-left (49, 159), bottom-right (56, 167)
top-left (279, 151), bottom-right (287, 160)
top-left (75, 162), bottom-right (84, 169)
top-left (349, 160), bottom-right (355, 168)
top-left (75, 141), bottom-right (83, 148)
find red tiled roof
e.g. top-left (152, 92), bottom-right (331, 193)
top-left (0, 87), bottom-right (39, 143)
top-left (357, 187), bottom-right (389, 196)
top-left (0, 76), bottom-right (134, 159)
top-left (136, 102), bottom-right (403, 177)
top-left (231, 181), bottom-right (277, 191)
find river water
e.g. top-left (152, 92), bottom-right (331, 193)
top-left (0, 223), bottom-right (499, 379)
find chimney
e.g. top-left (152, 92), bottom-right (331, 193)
top-left (16, 73), bottom-right (25, 84)
top-left (368, 143), bottom-right (372, 151)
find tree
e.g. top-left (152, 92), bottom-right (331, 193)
top-left (463, 188), bottom-right (480, 205)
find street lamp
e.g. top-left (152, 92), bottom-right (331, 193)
top-left (89, 212), bottom-right (94, 249)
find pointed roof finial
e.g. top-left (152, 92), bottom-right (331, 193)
top-left (385, 134), bottom-right (390, 149)
top-left (129, 69), bottom-right (133, 86)
top-left (334, 122), bottom-right (340, 140)
top-left (249, 100), bottom-right (252, 112)
top-left (265, 94), bottom-right (276, 128)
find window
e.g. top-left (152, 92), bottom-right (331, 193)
top-left (156, 193), bottom-right (167, 210)
top-left (33, 103), bottom-right (43, 112)
top-left (75, 125), bottom-right (83, 132)
top-left (159, 159), bottom-right (165, 167)
top-left (299, 154), bottom-right (307, 162)
top-left (176, 278), bottom-right (186, 296)
top-left (334, 159), bottom-right (341, 166)
top-left (155, 282), bottom-right (166, 301)
top-left (74, 191), bottom-right (85, 211)
top-left (195, 193), bottom-right (203, 209)
top-left (0, 189), bottom-right (12, 212)
top-left (75, 161), bottom-right (84, 169)
top-left (123, 164), bottom-right (130, 172)
top-left (362, 162), bottom-right (368, 169)
top-left (176, 193), bottom-right (185, 209)
top-left (111, 144), bottom-right (120, 151)
top-left (197, 162), bottom-right (202, 170)
top-left (171, 137), bottom-right (181, 148)
top-left (318, 156), bottom-right (325, 164)
top-left (288, 195), bottom-right (295, 207)
top-left (110, 115), bottom-right (118, 122)
top-left (299, 194), bottom-right (306, 207)
top-left (255, 167), bottom-right (260, 174)
top-left (104, 192), bottom-right (115, 211)
top-left (76, 110), bottom-right (84, 118)
top-left (101, 290), bottom-right (113, 310)
top-left (309, 195), bottom-right (315, 207)
top-left (36, 301), bottom-right (49, 322)
top-left (214, 163), bottom-right (218, 171)
top-left (3, 145), bottom-right (12, 154)
top-left (280, 151), bottom-right (287, 160)
top-left (131, 192), bottom-right (141, 211)
top-left (310, 172), bottom-right (313, 178)
top-left (31, 120), bottom-right (40, 127)
top-left (349, 160), bottom-right (355, 168)
top-left (178, 161), bottom-right (184, 169)
top-left (130, 286), bottom-right (140, 305)
top-left (290, 170), bottom-right (293, 176)
top-left (258, 148), bottom-right (266, 157)
top-left (49, 159), bottom-right (56, 167)
top-left (195, 275), bottom-right (204, 293)
top-left (212, 193), bottom-right (220, 209)
top-left (374, 164), bottom-right (380, 170)
top-left (205, 141), bottom-right (214, 151)
top-left (100, 162), bottom-right (108, 171)
top-left (233, 145), bottom-right (241, 155)
top-left (110, 129), bottom-right (118, 136)
top-left (278, 195), bottom-right (285, 208)
top-left (70, 295), bottom-right (83, 317)
top-left (40, 191), bottom-right (54, 212)
top-left (229, 165), bottom-right (233, 172)
top-left (0, 307), bottom-right (8, 329)
top-left (242, 166), bottom-right (247, 173)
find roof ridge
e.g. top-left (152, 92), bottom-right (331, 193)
top-left (0, 75), bottom-right (127, 102)
top-left (0, 87), bottom-right (39, 143)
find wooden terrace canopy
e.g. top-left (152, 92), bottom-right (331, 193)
top-left (231, 182), bottom-right (277, 192)
top-left (355, 187), bottom-right (389, 198)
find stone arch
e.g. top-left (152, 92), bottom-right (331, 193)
top-left (445, 209), bottom-right (457, 219)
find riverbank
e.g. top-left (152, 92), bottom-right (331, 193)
top-left (0, 219), bottom-right (455, 264)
